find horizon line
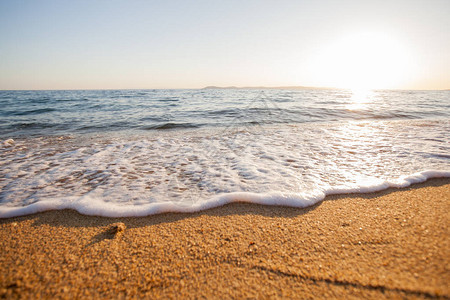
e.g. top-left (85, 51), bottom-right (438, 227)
top-left (1, 85), bottom-right (449, 92)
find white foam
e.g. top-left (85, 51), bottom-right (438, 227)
top-left (0, 170), bottom-right (448, 218)
top-left (1, 138), bottom-right (15, 147)
top-left (0, 120), bottom-right (449, 218)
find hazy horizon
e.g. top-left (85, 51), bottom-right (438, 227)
top-left (1, 85), bottom-right (449, 92)
top-left (1, 0), bottom-right (449, 91)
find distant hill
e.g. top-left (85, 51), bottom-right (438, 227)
top-left (202, 85), bottom-right (335, 90)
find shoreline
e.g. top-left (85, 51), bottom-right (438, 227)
top-left (1, 178), bottom-right (449, 298)
top-left (1, 169), bottom-right (448, 219)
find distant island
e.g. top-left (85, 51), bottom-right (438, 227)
top-left (202, 85), bottom-right (336, 90)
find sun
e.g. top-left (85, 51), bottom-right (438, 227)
top-left (310, 31), bottom-right (413, 90)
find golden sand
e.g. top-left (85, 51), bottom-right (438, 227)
top-left (1, 178), bottom-right (449, 299)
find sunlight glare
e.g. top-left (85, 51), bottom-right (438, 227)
top-left (310, 31), bottom-right (412, 90)
top-left (347, 88), bottom-right (374, 110)
top-left (351, 88), bottom-right (373, 103)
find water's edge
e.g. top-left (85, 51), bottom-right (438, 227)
top-left (1, 170), bottom-right (448, 218)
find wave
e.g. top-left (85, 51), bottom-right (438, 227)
top-left (207, 108), bottom-right (241, 116)
top-left (157, 97), bottom-right (180, 102)
top-left (1, 89), bottom-right (449, 137)
top-left (0, 170), bottom-right (448, 218)
top-left (12, 122), bottom-right (58, 129)
top-left (141, 122), bottom-right (200, 130)
top-left (11, 108), bottom-right (57, 116)
top-left (27, 97), bottom-right (53, 104)
top-left (76, 121), bottom-right (132, 132)
top-left (0, 108), bottom-right (57, 117)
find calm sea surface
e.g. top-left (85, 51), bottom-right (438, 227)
top-left (1, 89), bottom-right (449, 217)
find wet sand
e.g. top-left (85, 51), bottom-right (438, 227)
top-left (1, 178), bottom-right (449, 299)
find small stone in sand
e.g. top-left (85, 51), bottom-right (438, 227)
top-left (109, 223), bottom-right (126, 235)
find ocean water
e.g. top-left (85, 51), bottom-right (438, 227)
top-left (0, 89), bottom-right (449, 218)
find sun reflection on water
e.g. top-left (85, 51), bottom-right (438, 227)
top-left (347, 88), bottom-right (374, 110)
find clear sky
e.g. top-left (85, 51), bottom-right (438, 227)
top-left (1, 0), bottom-right (449, 90)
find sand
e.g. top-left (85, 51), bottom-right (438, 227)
top-left (0, 178), bottom-right (449, 299)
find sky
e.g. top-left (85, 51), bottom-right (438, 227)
top-left (0, 0), bottom-right (449, 90)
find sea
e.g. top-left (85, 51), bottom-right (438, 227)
top-left (0, 88), bottom-right (449, 218)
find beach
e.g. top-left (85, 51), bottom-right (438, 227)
top-left (0, 178), bottom-right (448, 299)
top-left (2, 0), bottom-right (450, 298)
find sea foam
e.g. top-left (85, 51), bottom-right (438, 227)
top-left (0, 170), bottom-right (448, 218)
top-left (0, 120), bottom-right (449, 218)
